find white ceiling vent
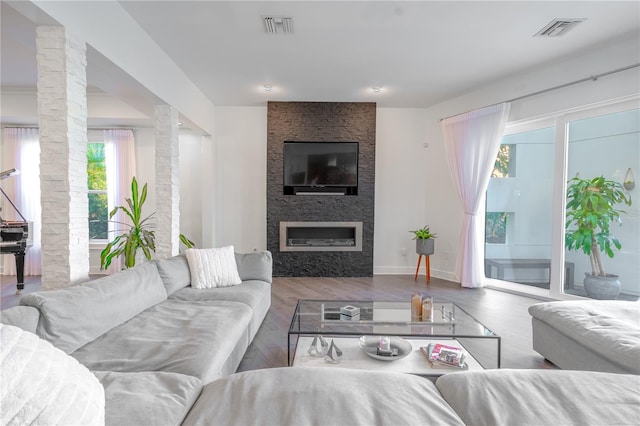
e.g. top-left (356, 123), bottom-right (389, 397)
top-left (264, 16), bottom-right (294, 34)
top-left (534, 18), bottom-right (586, 37)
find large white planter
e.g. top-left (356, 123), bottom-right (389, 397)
top-left (415, 239), bottom-right (435, 256)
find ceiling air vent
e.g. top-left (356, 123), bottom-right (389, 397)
top-left (264, 16), bottom-right (294, 34)
top-left (534, 18), bottom-right (586, 37)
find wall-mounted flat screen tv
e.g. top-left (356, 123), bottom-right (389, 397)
top-left (283, 141), bottom-right (358, 195)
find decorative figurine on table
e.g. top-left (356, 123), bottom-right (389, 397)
top-left (307, 335), bottom-right (329, 357)
top-left (324, 339), bottom-right (343, 364)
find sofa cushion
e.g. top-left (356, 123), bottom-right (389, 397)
top-left (235, 251), bottom-right (272, 283)
top-left (0, 306), bottom-right (40, 334)
top-left (169, 280), bottom-right (271, 341)
top-left (529, 300), bottom-right (640, 373)
top-left (94, 371), bottom-right (202, 426)
top-left (20, 262), bottom-right (168, 354)
top-left (0, 324), bottom-right (105, 426)
top-left (169, 280), bottom-right (270, 311)
top-left (186, 246), bottom-right (242, 288)
top-left (182, 367), bottom-right (465, 426)
top-left (71, 299), bottom-right (253, 384)
top-left (436, 369), bottom-right (640, 426)
top-left (155, 254), bottom-right (191, 295)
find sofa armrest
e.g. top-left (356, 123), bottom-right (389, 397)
top-left (0, 306), bottom-right (40, 334)
top-left (235, 251), bottom-right (272, 283)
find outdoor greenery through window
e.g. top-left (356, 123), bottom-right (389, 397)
top-left (486, 144), bottom-right (516, 245)
top-left (485, 212), bottom-right (508, 244)
top-left (491, 144), bottom-right (516, 178)
top-left (88, 143), bottom-right (108, 240)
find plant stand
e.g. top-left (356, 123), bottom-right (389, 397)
top-left (414, 254), bottom-right (430, 284)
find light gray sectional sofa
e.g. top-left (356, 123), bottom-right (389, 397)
top-left (3, 251), bottom-right (272, 384)
top-left (1, 251), bottom-right (273, 425)
top-left (529, 300), bottom-right (640, 374)
top-left (2, 256), bottom-right (640, 426)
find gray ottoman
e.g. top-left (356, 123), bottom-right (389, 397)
top-left (529, 300), bottom-right (640, 374)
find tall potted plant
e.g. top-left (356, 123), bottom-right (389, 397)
top-left (565, 175), bottom-right (632, 299)
top-left (100, 177), bottom-right (156, 270)
top-left (410, 225), bottom-right (437, 255)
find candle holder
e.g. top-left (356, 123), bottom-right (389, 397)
top-left (421, 296), bottom-right (433, 322)
top-left (411, 292), bottom-right (422, 321)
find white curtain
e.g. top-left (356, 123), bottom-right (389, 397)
top-left (104, 129), bottom-right (136, 274)
top-left (1, 128), bottom-right (42, 275)
top-left (442, 103), bottom-right (511, 288)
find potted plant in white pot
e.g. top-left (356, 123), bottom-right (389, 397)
top-left (410, 225), bottom-right (437, 256)
top-left (565, 175), bottom-right (632, 299)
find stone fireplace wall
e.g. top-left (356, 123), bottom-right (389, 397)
top-left (267, 102), bottom-right (376, 276)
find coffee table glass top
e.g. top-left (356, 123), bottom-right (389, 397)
top-left (289, 300), bottom-right (496, 338)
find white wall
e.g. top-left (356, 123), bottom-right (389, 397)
top-left (178, 130), bottom-right (204, 249)
top-left (374, 108), bottom-right (453, 276)
top-left (209, 106), bottom-right (267, 253)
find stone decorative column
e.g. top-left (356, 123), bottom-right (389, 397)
top-left (154, 105), bottom-right (180, 258)
top-left (36, 26), bottom-right (89, 289)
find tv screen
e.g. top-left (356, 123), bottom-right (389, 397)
top-left (283, 142), bottom-right (358, 194)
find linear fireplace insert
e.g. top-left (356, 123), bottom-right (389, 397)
top-left (280, 221), bottom-right (363, 252)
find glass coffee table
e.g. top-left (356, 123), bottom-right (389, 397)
top-left (288, 300), bottom-right (500, 376)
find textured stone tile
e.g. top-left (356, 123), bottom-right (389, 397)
top-left (267, 102), bottom-right (376, 277)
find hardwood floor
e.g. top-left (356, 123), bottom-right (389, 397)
top-left (0, 274), bottom-right (555, 371)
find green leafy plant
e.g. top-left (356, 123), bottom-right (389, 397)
top-left (409, 225), bottom-right (437, 240)
top-left (565, 176), bottom-right (631, 277)
top-left (100, 177), bottom-right (155, 270)
top-left (180, 233), bottom-right (195, 249)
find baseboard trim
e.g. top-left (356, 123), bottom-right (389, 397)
top-left (373, 266), bottom-right (457, 283)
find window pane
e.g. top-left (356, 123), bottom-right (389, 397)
top-left (89, 192), bottom-right (108, 240)
top-left (485, 128), bottom-right (555, 289)
top-left (485, 212), bottom-right (509, 244)
top-left (491, 144), bottom-right (516, 178)
top-left (565, 109), bottom-right (639, 300)
top-left (87, 142), bottom-right (108, 240)
top-left (87, 143), bottom-right (106, 190)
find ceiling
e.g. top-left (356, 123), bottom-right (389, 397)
top-left (2, 1), bottom-right (639, 111)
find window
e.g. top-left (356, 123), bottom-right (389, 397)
top-left (485, 127), bottom-right (555, 289)
top-left (87, 143), bottom-right (108, 240)
top-left (564, 107), bottom-right (639, 299)
top-left (485, 98), bottom-right (639, 301)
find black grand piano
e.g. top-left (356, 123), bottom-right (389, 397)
top-left (1, 168), bottom-right (33, 294)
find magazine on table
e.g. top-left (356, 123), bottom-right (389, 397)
top-left (420, 343), bottom-right (467, 368)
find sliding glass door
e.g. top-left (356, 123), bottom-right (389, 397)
top-left (564, 108), bottom-right (639, 299)
top-left (485, 126), bottom-right (556, 291)
top-left (485, 98), bottom-right (639, 300)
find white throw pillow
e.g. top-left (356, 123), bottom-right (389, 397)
top-left (186, 246), bottom-right (242, 288)
top-left (0, 324), bottom-right (106, 426)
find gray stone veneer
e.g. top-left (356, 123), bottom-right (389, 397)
top-left (267, 102), bottom-right (375, 276)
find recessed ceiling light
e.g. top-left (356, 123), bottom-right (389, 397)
top-left (177, 121), bottom-right (183, 126)
top-left (372, 87), bottom-right (381, 93)
top-left (263, 85), bottom-right (272, 92)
